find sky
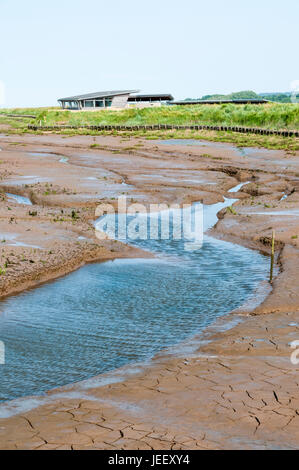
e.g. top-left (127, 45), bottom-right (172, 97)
top-left (0, 0), bottom-right (298, 107)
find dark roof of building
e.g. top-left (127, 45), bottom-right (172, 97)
top-left (128, 94), bottom-right (174, 102)
top-left (58, 90), bottom-right (140, 102)
top-left (169, 99), bottom-right (269, 105)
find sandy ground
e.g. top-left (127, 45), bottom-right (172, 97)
top-left (0, 132), bottom-right (298, 449)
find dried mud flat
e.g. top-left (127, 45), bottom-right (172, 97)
top-left (0, 133), bottom-right (298, 450)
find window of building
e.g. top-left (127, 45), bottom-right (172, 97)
top-left (64, 101), bottom-right (78, 109)
top-left (95, 100), bottom-right (104, 108)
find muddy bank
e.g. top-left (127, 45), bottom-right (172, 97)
top-left (0, 240), bottom-right (150, 300)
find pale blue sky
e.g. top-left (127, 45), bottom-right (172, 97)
top-left (1, 0), bottom-right (298, 107)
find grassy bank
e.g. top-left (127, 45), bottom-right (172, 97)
top-left (1, 102), bottom-right (299, 130)
top-left (74, 128), bottom-right (299, 151)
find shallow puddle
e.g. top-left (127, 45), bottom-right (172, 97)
top-left (6, 193), bottom-right (32, 205)
top-left (0, 233), bottom-right (41, 249)
top-left (3, 176), bottom-right (50, 186)
top-left (157, 139), bottom-right (279, 158)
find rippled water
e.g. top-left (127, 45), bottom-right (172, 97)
top-left (6, 193), bottom-right (32, 205)
top-left (0, 196), bottom-right (269, 402)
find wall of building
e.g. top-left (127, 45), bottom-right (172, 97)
top-left (111, 94), bottom-right (130, 108)
top-left (60, 95), bottom-right (174, 110)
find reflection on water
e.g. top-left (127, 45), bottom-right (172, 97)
top-left (0, 197), bottom-right (269, 402)
top-left (0, 233), bottom-right (41, 249)
top-left (27, 152), bottom-right (69, 164)
top-left (249, 210), bottom-right (299, 216)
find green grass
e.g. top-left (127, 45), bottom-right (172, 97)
top-left (44, 128), bottom-right (299, 151)
top-left (0, 103), bottom-right (298, 151)
top-left (1, 102), bottom-right (299, 130)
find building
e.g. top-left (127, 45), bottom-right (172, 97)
top-left (58, 90), bottom-right (174, 110)
top-left (169, 99), bottom-right (269, 105)
top-left (127, 94), bottom-right (174, 108)
top-left (57, 91), bottom-right (268, 110)
top-left (58, 90), bottom-right (138, 110)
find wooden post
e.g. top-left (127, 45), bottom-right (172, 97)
top-left (270, 230), bottom-right (275, 283)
